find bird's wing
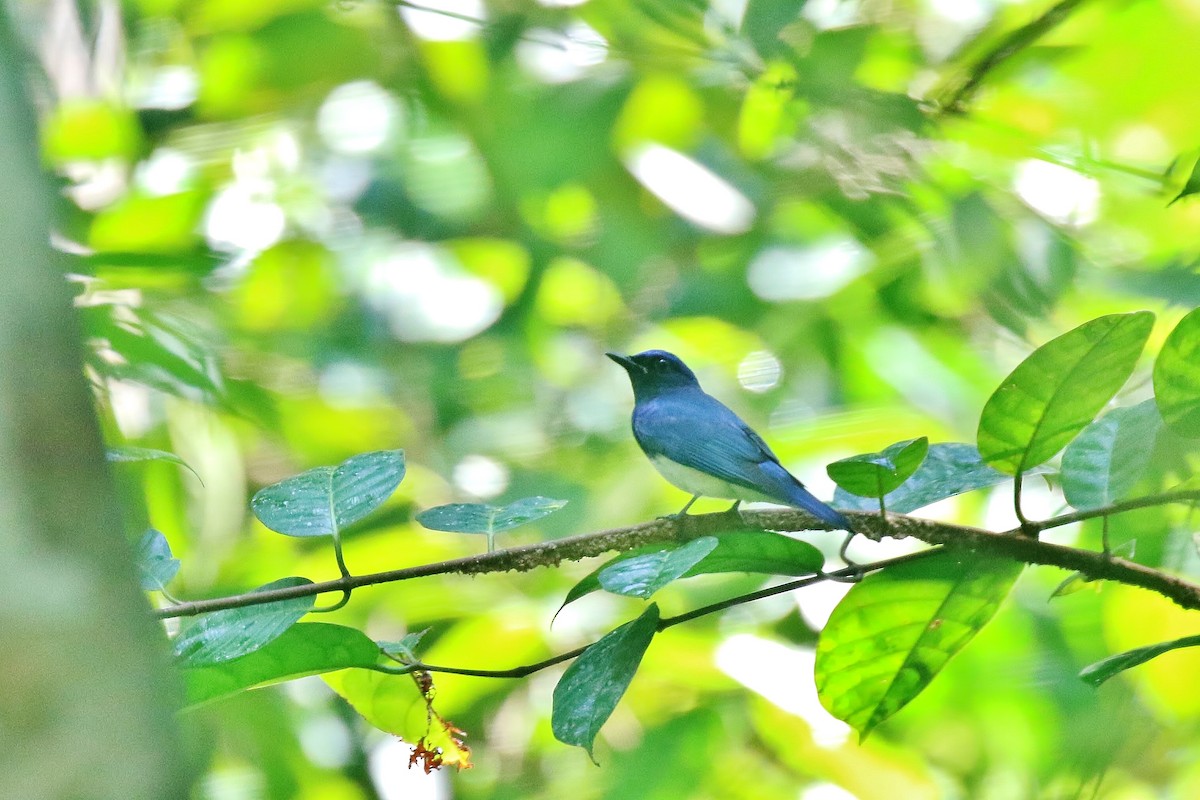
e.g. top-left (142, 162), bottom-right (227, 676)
top-left (632, 392), bottom-right (781, 492)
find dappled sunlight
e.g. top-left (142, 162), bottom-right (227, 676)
top-left (365, 241), bottom-right (503, 342)
top-left (370, 737), bottom-right (449, 800)
top-left (516, 23), bottom-right (608, 84)
top-left (625, 144), bottom-right (755, 234)
top-left (716, 634), bottom-right (852, 748)
top-left (399, 0), bottom-right (486, 41)
top-left (1013, 160), bottom-right (1101, 226)
top-left (747, 239), bottom-right (872, 302)
top-left (318, 81), bottom-right (401, 155)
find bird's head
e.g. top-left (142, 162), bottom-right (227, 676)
top-left (606, 349), bottom-right (700, 399)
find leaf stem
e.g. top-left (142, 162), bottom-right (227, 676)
top-left (1014, 471), bottom-right (1034, 535)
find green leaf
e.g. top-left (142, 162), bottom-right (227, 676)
top-left (1153, 307), bottom-right (1200, 438)
top-left (558, 532), bottom-right (823, 615)
top-left (552, 604), bottom-right (660, 760)
top-left (107, 446), bottom-right (201, 481)
top-left (681, 531), bottom-right (824, 577)
top-left (977, 312), bottom-right (1154, 474)
top-left (1168, 152), bottom-right (1200, 205)
top-left (416, 496), bottom-right (568, 534)
top-left (598, 537), bottom-right (719, 599)
top-left (815, 553), bottom-right (1021, 738)
top-left (379, 629), bottom-right (430, 662)
top-left (1080, 635), bottom-right (1200, 687)
top-left (182, 622), bottom-right (381, 708)
top-left (833, 442), bottom-right (1009, 514)
top-left (134, 529), bottom-right (180, 592)
top-left (251, 450), bottom-right (406, 537)
top-left (173, 577), bottom-right (315, 667)
top-left (416, 496), bottom-right (567, 551)
top-left (827, 437), bottom-right (929, 498)
top-left (556, 543), bottom-right (665, 616)
top-left (1061, 400), bottom-right (1163, 510)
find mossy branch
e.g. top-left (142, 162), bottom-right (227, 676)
top-left (154, 488), bottom-right (1200, 620)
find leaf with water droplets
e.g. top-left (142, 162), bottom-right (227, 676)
top-left (173, 577), bottom-right (315, 666)
top-left (251, 450), bottom-right (406, 537)
top-left (416, 496), bottom-right (568, 535)
top-left (416, 496), bottom-right (567, 550)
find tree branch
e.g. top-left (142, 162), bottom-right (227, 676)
top-left (155, 488), bottom-right (1200, 620)
top-left (935, 0), bottom-right (1091, 114)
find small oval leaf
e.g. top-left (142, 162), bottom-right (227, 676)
top-left (977, 312), bottom-right (1154, 474)
top-left (1153, 308), bottom-right (1200, 438)
top-left (552, 604), bottom-right (659, 760)
top-left (251, 450), bottom-right (406, 537)
top-left (1061, 400), bottom-right (1163, 510)
top-left (135, 529), bottom-right (180, 592)
top-left (416, 496), bottom-right (568, 534)
top-left (827, 437), bottom-right (929, 498)
top-left (598, 537), bottom-right (719, 599)
top-left (173, 576), bottom-right (315, 666)
top-left (815, 553), bottom-right (1021, 738)
top-left (681, 531), bottom-right (824, 577)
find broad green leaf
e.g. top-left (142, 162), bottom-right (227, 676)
top-left (416, 496), bottom-right (567, 551)
top-left (134, 529), bottom-right (180, 592)
top-left (815, 553), bottom-right (1021, 737)
top-left (324, 666), bottom-right (428, 741)
top-left (251, 450), bottom-right (406, 537)
top-left (598, 537), bottom-right (719, 599)
top-left (173, 577), bottom-right (315, 667)
top-left (833, 443), bottom-right (1009, 514)
top-left (827, 437), bottom-right (929, 498)
top-left (552, 604), bottom-right (659, 759)
top-left (681, 531), bottom-right (824, 577)
top-left (1061, 400), bottom-right (1163, 510)
top-left (978, 312), bottom-right (1154, 474)
top-left (558, 532), bottom-right (823, 614)
top-left (1153, 307), bottom-right (1200, 438)
top-left (107, 446), bottom-right (201, 481)
top-left (182, 622), bottom-right (381, 707)
top-left (1080, 634), bottom-right (1200, 687)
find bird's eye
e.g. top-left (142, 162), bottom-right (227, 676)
top-left (657, 357), bottom-right (669, 367)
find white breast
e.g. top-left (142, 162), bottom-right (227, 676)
top-left (648, 454), bottom-right (773, 503)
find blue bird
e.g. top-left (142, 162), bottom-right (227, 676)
top-left (607, 349), bottom-right (852, 532)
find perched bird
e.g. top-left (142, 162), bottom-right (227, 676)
top-left (607, 349), bottom-right (851, 532)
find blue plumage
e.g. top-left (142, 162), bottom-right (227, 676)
top-left (607, 349), bottom-right (851, 531)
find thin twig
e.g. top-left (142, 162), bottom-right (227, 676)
top-left (935, 0), bottom-right (1092, 114)
top-left (373, 550), bottom-right (946, 680)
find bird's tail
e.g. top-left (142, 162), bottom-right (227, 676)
top-left (785, 482), bottom-right (853, 531)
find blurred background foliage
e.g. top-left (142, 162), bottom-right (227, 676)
top-left (13, 0), bottom-right (1200, 796)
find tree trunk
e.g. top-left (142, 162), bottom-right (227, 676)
top-left (0, 9), bottom-right (188, 799)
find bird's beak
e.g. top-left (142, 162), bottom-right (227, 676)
top-left (605, 352), bottom-right (644, 373)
